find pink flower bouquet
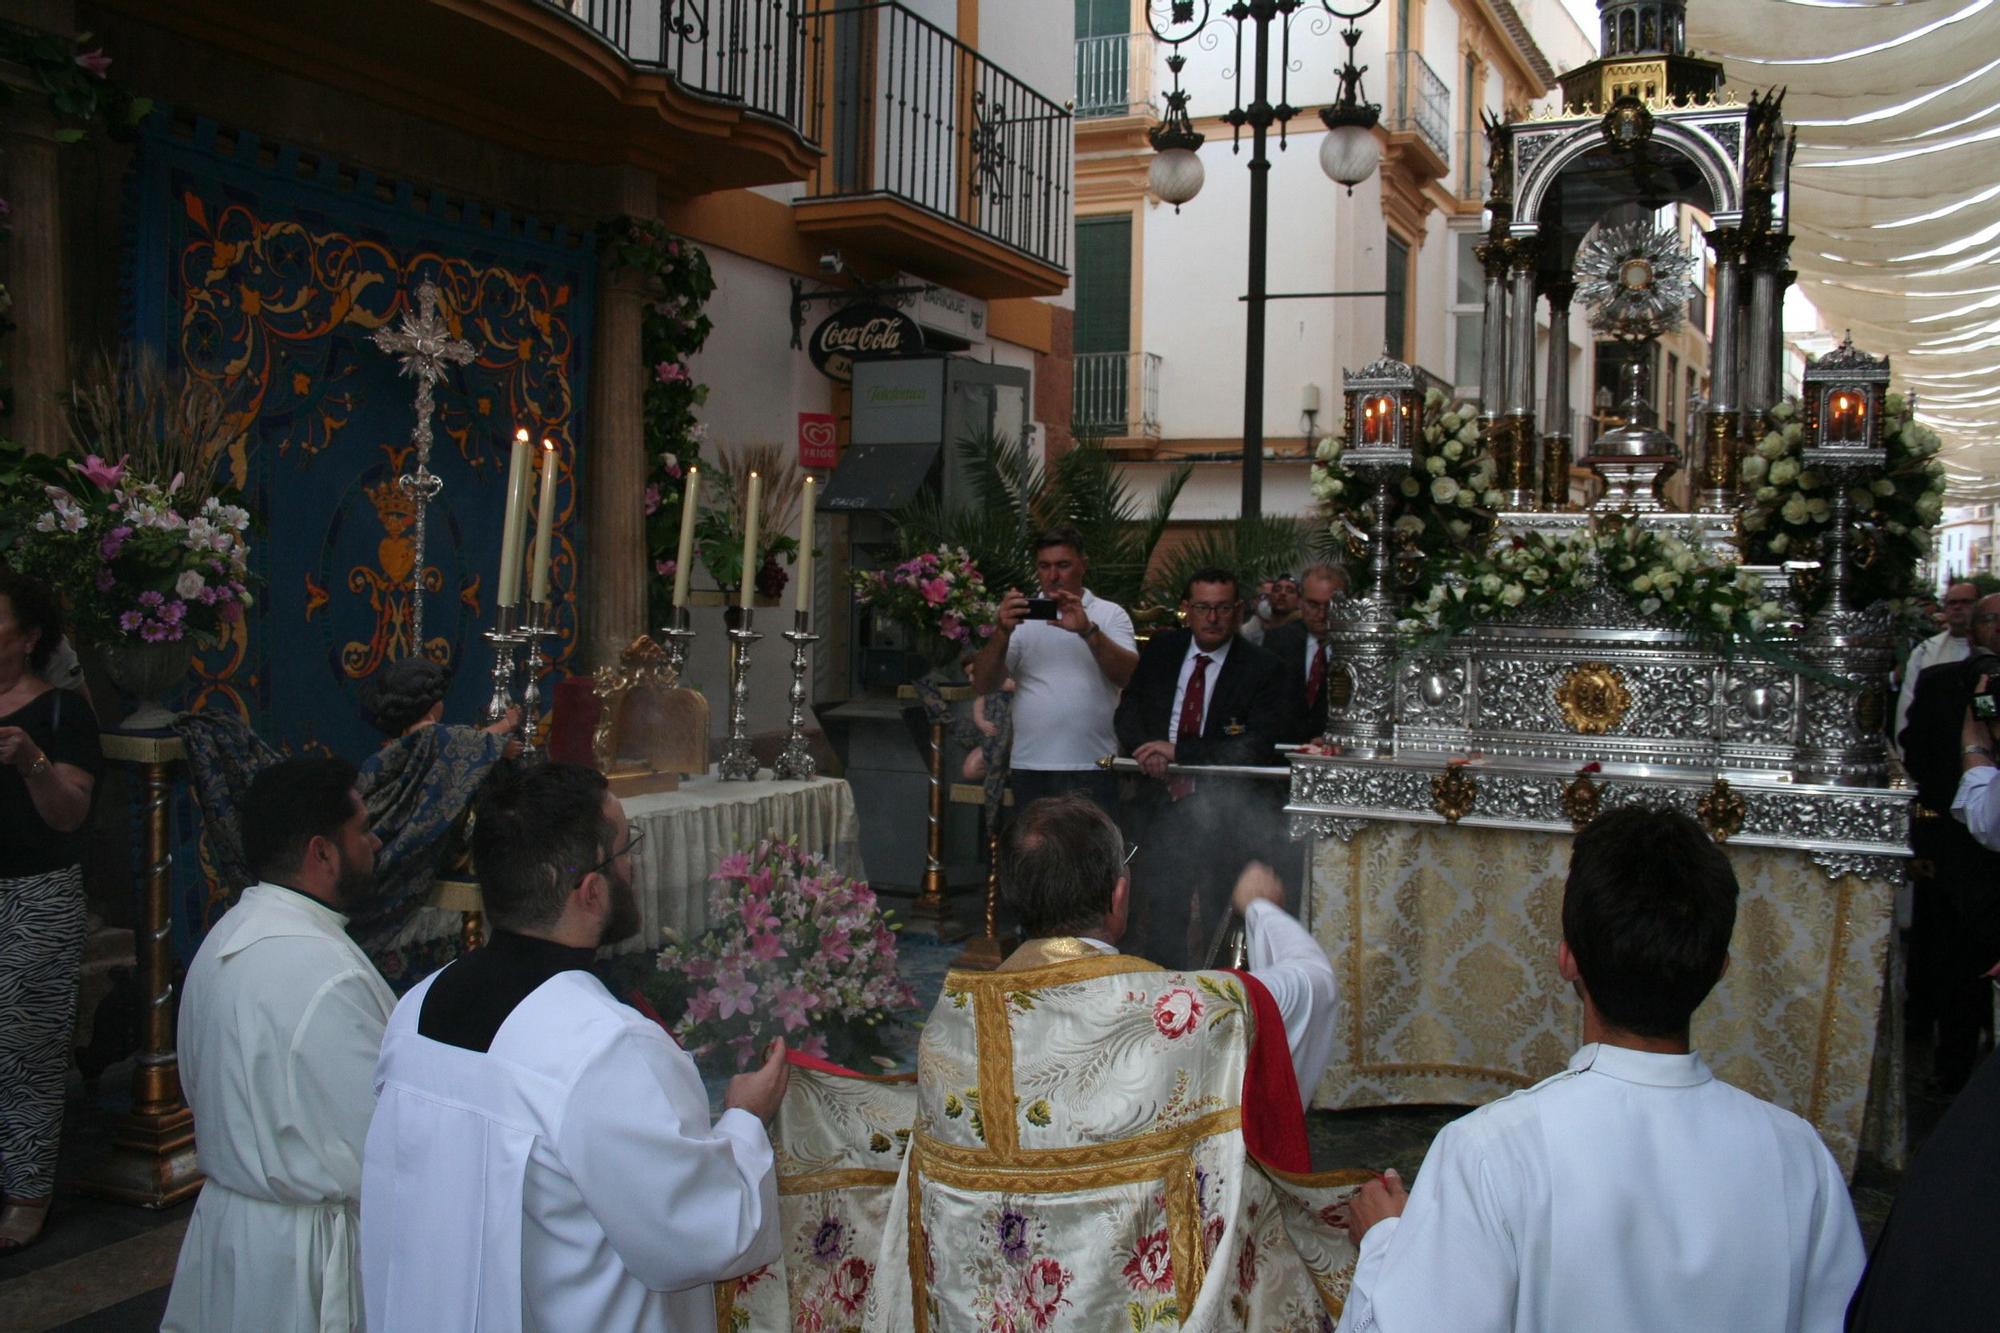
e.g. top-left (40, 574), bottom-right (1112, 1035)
top-left (849, 545), bottom-right (998, 663)
top-left (651, 838), bottom-right (918, 1074)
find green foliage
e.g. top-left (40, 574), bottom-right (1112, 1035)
top-left (897, 431), bottom-right (1191, 612)
top-left (600, 218), bottom-right (717, 623)
top-left (1142, 514), bottom-right (1312, 608)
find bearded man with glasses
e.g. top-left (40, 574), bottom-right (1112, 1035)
top-left (1115, 567), bottom-right (1298, 968)
top-left (361, 762), bottom-right (788, 1331)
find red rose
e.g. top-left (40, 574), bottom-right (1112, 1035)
top-left (831, 1256), bottom-right (871, 1313)
top-left (1020, 1257), bottom-right (1072, 1327)
top-left (1122, 1227), bottom-right (1173, 1292)
top-left (1153, 987), bottom-right (1203, 1039)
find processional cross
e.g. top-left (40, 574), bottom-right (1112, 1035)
top-left (371, 279), bottom-right (475, 649)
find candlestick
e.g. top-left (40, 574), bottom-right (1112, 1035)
top-left (718, 609), bottom-right (763, 781)
top-left (673, 464), bottom-right (698, 608)
top-left (483, 603), bottom-right (521, 725)
top-left (773, 609), bottom-right (821, 780)
top-left (739, 470), bottom-right (762, 611)
top-left (516, 601), bottom-right (552, 760)
top-left (498, 429), bottom-right (533, 607)
top-left (795, 476), bottom-right (816, 613)
top-left (530, 438), bottom-right (560, 606)
top-left (659, 603), bottom-right (695, 683)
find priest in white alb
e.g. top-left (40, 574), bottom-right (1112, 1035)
top-left (163, 756), bottom-right (396, 1332)
top-left (360, 761), bottom-right (789, 1332)
top-left (1336, 806), bottom-right (1864, 1333)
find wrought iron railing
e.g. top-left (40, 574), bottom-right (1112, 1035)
top-left (545, 0), bottom-right (810, 133)
top-left (1073, 351), bottom-right (1161, 438)
top-left (1383, 50), bottom-right (1449, 161)
top-left (1455, 127), bottom-right (1490, 201)
top-left (803, 2), bottom-right (1072, 274)
top-left (1075, 33), bottom-right (1155, 119)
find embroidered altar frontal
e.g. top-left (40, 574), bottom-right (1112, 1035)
top-left (1303, 818), bottom-right (1895, 1177)
top-left (124, 116), bottom-right (594, 938)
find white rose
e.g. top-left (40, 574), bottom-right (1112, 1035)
top-left (176, 569), bottom-right (206, 599)
top-left (1432, 476), bottom-right (1460, 504)
top-left (1457, 425), bottom-right (1479, 447)
top-left (1448, 519), bottom-right (1470, 539)
top-left (1672, 551), bottom-right (1695, 573)
top-left (1756, 433), bottom-right (1787, 460)
top-left (1632, 574), bottom-right (1654, 593)
top-left (1768, 532), bottom-right (1790, 554)
top-left (1740, 455), bottom-right (1768, 484)
top-left (1400, 477), bottom-right (1421, 498)
top-left (1315, 437), bottom-right (1341, 462)
top-left (1741, 511), bottom-right (1768, 532)
top-left (1394, 514), bottom-right (1425, 536)
top-left (1807, 498), bottom-right (1831, 521)
top-left (1641, 596), bottom-right (1661, 613)
top-left (1456, 490), bottom-right (1475, 508)
top-left (1917, 492), bottom-right (1944, 522)
top-left (1872, 478), bottom-right (1896, 496)
top-left (1770, 401), bottom-right (1797, 422)
top-left (1440, 412), bottom-right (1462, 433)
top-left (1782, 495), bottom-right (1811, 524)
top-left (1756, 486), bottom-right (1779, 503)
top-left (1768, 458), bottom-right (1799, 486)
top-left (1477, 574), bottom-right (1503, 597)
top-left (1500, 583), bottom-right (1525, 607)
top-left (1782, 422), bottom-right (1805, 444)
top-left (1427, 455), bottom-right (1448, 476)
top-left (1886, 392), bottom-right (1906, 416)
top-left (1327, 478), bottom-right (1344, 496)
top-left (1444, 440), bottom-right (1464, 461)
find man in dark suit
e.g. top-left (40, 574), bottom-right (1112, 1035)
top-left (1899, 591), bottom-right (2000, 1093)
top-left (1115, 567), bottom-right (1296, 968)
top-left (1263, 563), bottom-right (1350, 744)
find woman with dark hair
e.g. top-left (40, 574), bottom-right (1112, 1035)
top-left (0, 570), bottom-right (102, 1252)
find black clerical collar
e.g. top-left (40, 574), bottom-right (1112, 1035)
top-left (418, 930), bottom-right (599, 1053)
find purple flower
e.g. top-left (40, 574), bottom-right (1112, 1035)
top-left (812, 1215), bottom-right (847, 1263)
top-left (96, 568), bottom-right (116, 593)
top-left (654, 361), bottom-right (689, 385)
top-left (997, 1210), bottom-right (1031, 1262)
top-left (139, 622), bottom-right (166, 643)
top-left (138, 589), bottom-right (164, 609)
top-left (99, 524), bottom-right (134, 560)
top-left (118, 610), bottom-right (142, 632)
top-left (159, 599), bottom-right (185, 625)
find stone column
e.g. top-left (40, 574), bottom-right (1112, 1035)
top-left (1700, 228), bottom-right (1748, 512)
top-left (1502, 239), bottom-right (1539, 509)
top-left (1540, 276), bottom-right (1574, 511)
top-left (1, 61), bottom-right (71, 456)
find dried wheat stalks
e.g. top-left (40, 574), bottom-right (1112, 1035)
top-left (707, 442), bottom-right (802, 541)
top-left (66, 349), bottom-right (241, 508)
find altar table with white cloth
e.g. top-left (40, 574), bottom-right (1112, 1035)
top-left (617, 771), bottom-right (865, 954)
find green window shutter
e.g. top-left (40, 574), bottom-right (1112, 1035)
top-left (1074, 216), bottom-right (1132, 355)
top-left (1385, 235), bottom-right (1411, 362)
top-left (1075, 0), bottom-right (1128, 38)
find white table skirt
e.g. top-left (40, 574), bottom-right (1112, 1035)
top-left (616, 770), bottom-right (866, 956)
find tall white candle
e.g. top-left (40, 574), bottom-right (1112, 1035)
top-left (795, 476), bottom-right (816, 612)
top-left (739, 470), bottom-right (761, 611)
top-left (530, 438), bottom-right (560, 605)
top-left (673, 465), bottom-right (699, 608)
top-left (497, 428), bottom-right (533, 607)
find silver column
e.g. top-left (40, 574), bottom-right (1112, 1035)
top-left (1502, 242), bottom-right (1539, 508)
top-left (1540, 277), bottom-right (1574, 510)
top-left (1744, 245), bottom-right (1780, 417)
top-left (1475, 238), bottom-right (1509, 422)
top-left (1699, 229), bottom-right (1746, 512)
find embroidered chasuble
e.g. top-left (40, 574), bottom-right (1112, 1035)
top-left (718, 940), bottom-right (1368, 1331)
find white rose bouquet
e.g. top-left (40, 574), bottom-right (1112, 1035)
top-left (1311, 387), bottom-right (1499, 571)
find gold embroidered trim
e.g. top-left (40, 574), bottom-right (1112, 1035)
top-left (713, 1279), bottom-right (735, 1326)
top-left (778, 1167), bottom-right (905, 1196)
top-left (908, 1154), bottom-right (930, 1333)
top-left (916, 1107), bottom-right (1242, 1175)
top-left (1260, 1164), bottom-right (1379, 1189)
top-left (972, 986), bottom-right (1020, 1155)
top-left (995, 936), bottom-right (1130, 970)
top-left (954, 951), bottom-right (1165, 987)
top-left (1166, 1152), bottom-right (1205, 1313)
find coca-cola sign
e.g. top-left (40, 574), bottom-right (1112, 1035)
top-left (808, 303), bottom-right (925, 382)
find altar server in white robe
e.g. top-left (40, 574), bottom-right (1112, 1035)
top-left (361, 760), bottom-right (788, 1332)
top-left (164, 756), bottom-right (394, 1333)
top-left (1336, 805), bottom-right (1864, 1333)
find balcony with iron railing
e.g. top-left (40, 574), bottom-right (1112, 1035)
top-left (1383, 50), bottom-right (1450, 166)
top-left (114, 0), bottom-right (822, 195)
top-left (795, 2), bottom-right (1073, 298)
top-left (1075, 33), bottom-right (1157, 120)
top-left (1072, 352), bottom-right (1162, 440)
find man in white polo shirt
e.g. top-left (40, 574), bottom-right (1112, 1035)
top-left (970, 524), bottom-right (1137, 815)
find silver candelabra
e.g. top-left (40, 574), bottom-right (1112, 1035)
top-left (516, 602), bottom-right (555, 760)
top-left (718, 609), bottom-right (764, 781)
top-left (772, 610), bottom-right (820, 780)
top-left (659, 604), bottom-right (696, 683)
top-left (483, 604), bottom-right (521, 725)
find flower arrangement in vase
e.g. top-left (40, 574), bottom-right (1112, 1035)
top-left (648, 838), bottom-right (918, 1076)
top-left (849, 546), bottom-right (999, 672)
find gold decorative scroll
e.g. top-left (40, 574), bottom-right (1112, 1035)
top-left (1431, 764), bottom-right (1478, 823)
top-left (1698, 776), bottom-right (1747, 842)
top-left (1555, 662), bottom-right (1633, 735)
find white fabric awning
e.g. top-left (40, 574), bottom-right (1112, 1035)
top-left (1689, 0), bottom-right (2000, 491)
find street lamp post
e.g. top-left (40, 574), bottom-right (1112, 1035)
top-left (1146, 0), bottom-right (1384, 521)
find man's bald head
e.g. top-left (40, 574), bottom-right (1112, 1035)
top-left (1974, 593), bottom-right (2000, 655)
top-left (1944, 582), bottom-right (1979, 638)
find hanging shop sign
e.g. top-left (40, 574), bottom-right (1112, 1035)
top-left (808, 303), bottom-right (925, 382)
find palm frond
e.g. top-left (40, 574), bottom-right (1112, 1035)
top-left (1144, 516), bottom-right (1311, 609)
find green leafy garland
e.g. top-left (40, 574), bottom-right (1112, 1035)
top-left (1737, 394), bottom-right (1946, 612)
top-left (601, 217), bottom-right (716, 624)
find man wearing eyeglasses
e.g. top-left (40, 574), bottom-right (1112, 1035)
top-left (1115, 566), bottom-right (1297, 967)
top-left (1264, 563), bottom-right (1352, 744)
top-left (1899, 591), bottom-right (2000, 1095)
top-left (362, 762), bottom-right (788, 1331)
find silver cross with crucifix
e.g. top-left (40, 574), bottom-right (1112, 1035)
top-left (371, 278), bottom-right (475, 650)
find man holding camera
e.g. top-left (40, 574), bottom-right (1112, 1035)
top-left (1900, 590), bottom-right (2000, 1093)
top-left (970, 525), bottom-right (1137, 816)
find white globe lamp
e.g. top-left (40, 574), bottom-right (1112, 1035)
top-left (1319, 122), bottom-right (1381, 193)
top-left (1149, 147), bottom-right (1206, 209)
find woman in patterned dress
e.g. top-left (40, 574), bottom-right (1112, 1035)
top-left (0, 571), bottom-right (102, 1253)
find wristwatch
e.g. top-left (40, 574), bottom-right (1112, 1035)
top-left (1964, 745), bottom-right (1994, 760)
top-left (26, 752), bottom-right (51, 778)
top-left (1079, 622), bottom-right (1100, 641)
